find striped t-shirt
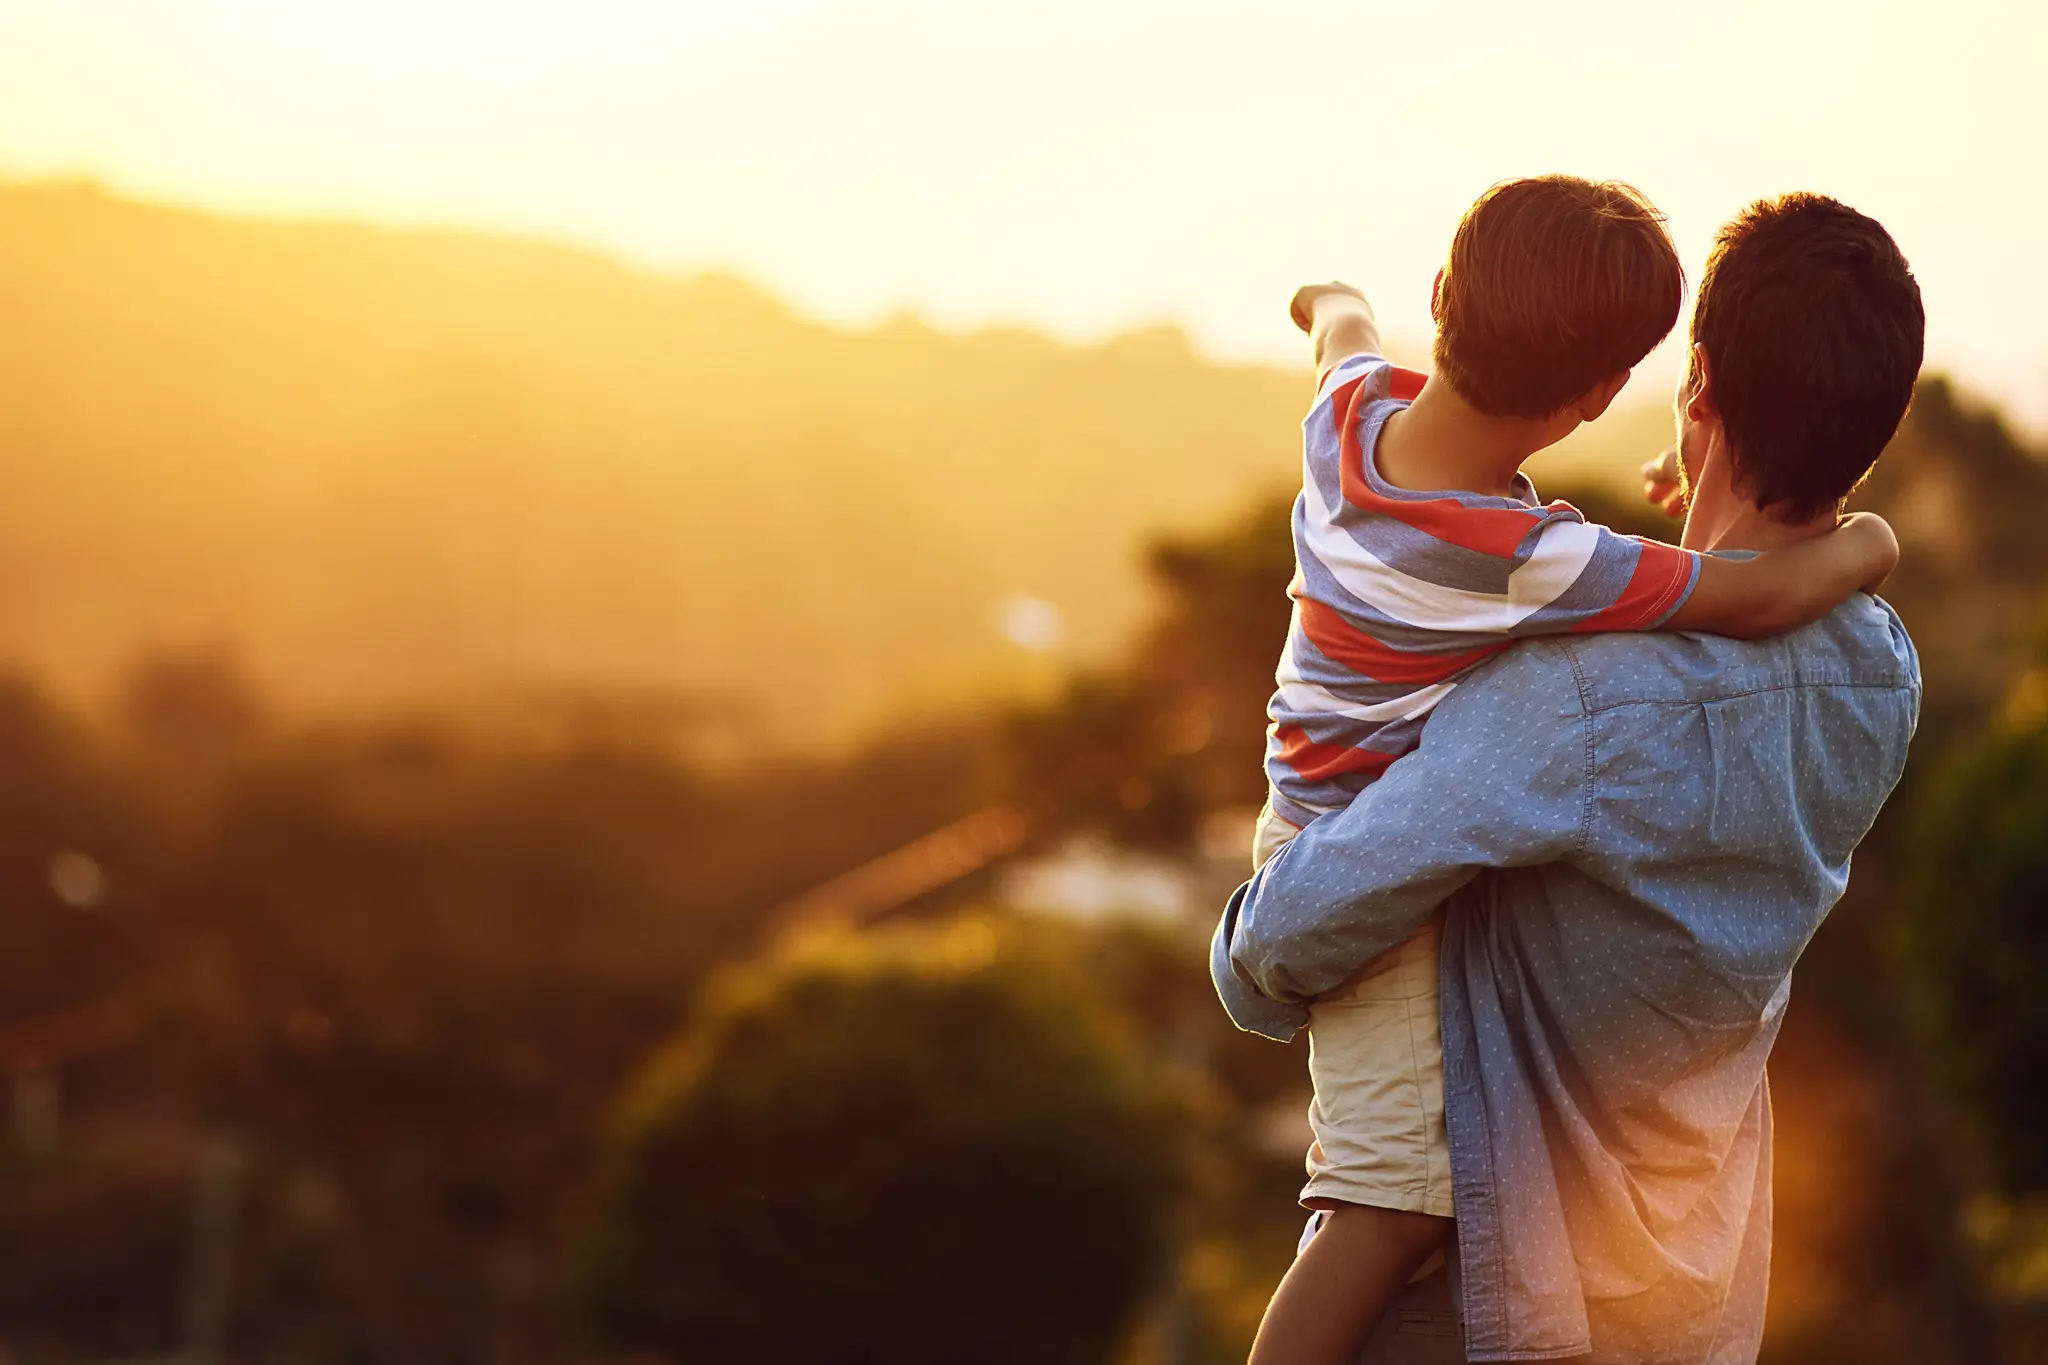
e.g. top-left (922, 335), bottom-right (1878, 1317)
top-left (1264, 352), bottom-right (1701, 828)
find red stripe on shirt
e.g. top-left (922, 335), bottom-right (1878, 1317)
top-left (1298, 597), bottom-right (1505, 684)
top-left (1386, 366), bottom-right (1427, 401)
top-left (1274, 725), bottom-right (1402, 783)
top-left (1331, 377), bottom-right (1549, 559)
top-left (1567, 538), bottom-right (1697, 633)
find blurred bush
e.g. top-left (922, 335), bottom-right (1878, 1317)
top-left (574, 919), bottom-right (1186, 1365)
top-left (1902, 712), bottom-right (2048, 1195)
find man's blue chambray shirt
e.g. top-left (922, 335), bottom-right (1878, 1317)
top-left (1212, 593), bottom-right (1920, 1364)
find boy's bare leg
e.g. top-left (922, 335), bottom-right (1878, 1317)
top-left (1246, 1203), bottom-right (1451, 1365)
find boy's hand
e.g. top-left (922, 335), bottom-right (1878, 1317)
top-left (1289, 282), bottom-right (1368, 334)
top-left (1291, 283), bottom-right (1382, 379)
top-left (1643, 448), bottom-right (1687, 518)
top-left (1836, 511), bottom-right (1900, 593)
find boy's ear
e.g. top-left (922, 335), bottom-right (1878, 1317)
top-left (1430, 269), bottom-right (1444, 323)
top-left (1576, 371), bottom-right (1631, 422)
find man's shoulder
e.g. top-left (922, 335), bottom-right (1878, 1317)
top-left (1538, 593), bottom-right (1920, 713)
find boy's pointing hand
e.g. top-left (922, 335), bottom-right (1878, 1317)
top-left (1290, 282), bottom-right (1368, 334)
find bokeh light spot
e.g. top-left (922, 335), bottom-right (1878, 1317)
top-left (48, 851), bottom-right (107, 909)
top-left (995, 594), bottom-right (1067, 652)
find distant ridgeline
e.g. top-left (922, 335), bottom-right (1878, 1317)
top-left (0, 182), bottom-right (2034, 747)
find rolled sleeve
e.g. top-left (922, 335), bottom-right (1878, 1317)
top-left (1211, 885), bottom-right (1311, 1041)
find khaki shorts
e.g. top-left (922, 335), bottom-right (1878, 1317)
top-left (1256, 804), bottom-right (1454, 1220)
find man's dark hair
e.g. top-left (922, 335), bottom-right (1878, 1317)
top-left (1691, 193), bottom-right (1925, 522)
top-left (1433, 176), bottom-right (1684, 421)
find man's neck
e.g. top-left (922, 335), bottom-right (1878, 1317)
top-left (1680, 456), bottom-right (1837, 553)
top-left (1379, 381), bottom-right (1554, 499)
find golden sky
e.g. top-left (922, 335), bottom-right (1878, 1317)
top-left (4, 0), bottom-right (2044, 427)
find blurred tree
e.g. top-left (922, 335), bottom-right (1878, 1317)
top-left (120, 643), bottom-right (266, 769)
top-left (1854, 377), bottom-right (2048, 756)
top-left (1860, 375), bottom-right (2048, 582)
top-left (1901, 709), bottom-right (2048, 1195)
top-left (1005, 496), bottom-right (1293, 850)
top-left (574, 920), bottom-right (1184, 1365)
top-left (0, 675), bottom-right (149, 1021)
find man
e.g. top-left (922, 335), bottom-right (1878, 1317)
top-left (1212, 191), bottom-right (1926, 1364)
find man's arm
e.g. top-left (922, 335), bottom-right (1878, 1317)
top-left (1290, 282), bottom-right (1384, 381)
top-left (1212, 644), bottom-right (1591, 1040)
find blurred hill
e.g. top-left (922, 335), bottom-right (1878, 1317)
top-left (0, 182), bottom-right (1299, 744)
top-left (0, 181), bottom-right (1673, 748)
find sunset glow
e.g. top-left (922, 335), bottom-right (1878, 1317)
top-left (3, 0), bottom-right (2045, 425)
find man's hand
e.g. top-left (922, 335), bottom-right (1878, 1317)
top-left (1643, 448), bottom-right (1687, 518)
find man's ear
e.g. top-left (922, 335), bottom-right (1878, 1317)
top-left (1430, 269), bottom-right (1444, 323)
top-left (1576, 371), bottom-right (1631, 422)
top-left (1685, 343), bottom-right (1717, 422)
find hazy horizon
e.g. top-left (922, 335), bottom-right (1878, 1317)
top-left (4, 0), bottom-right (2045, 432)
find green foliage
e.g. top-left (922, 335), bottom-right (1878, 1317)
top-left (1902, 719), bottom-right (2048, 1194)
top-left (1864, 375), bottom-right (2048, 580)
top-left (575, 920), bottom-right (1185, 1365)
top-left (2, 661), bottom-right (1005, 1364)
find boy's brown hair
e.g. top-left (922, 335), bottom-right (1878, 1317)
top-left (1690, 193), bottom-right (1923, 522)
top-left (1433, 176), bottom-right (1684, 420)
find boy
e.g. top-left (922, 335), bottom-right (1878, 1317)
top-left (1241, 177), bottom-right (1895, 1365)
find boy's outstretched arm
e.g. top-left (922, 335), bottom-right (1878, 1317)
top-left (1289, 282), bottom-right (1383, 380)
top-left (1666, 512), bottom-right (1900, 639)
